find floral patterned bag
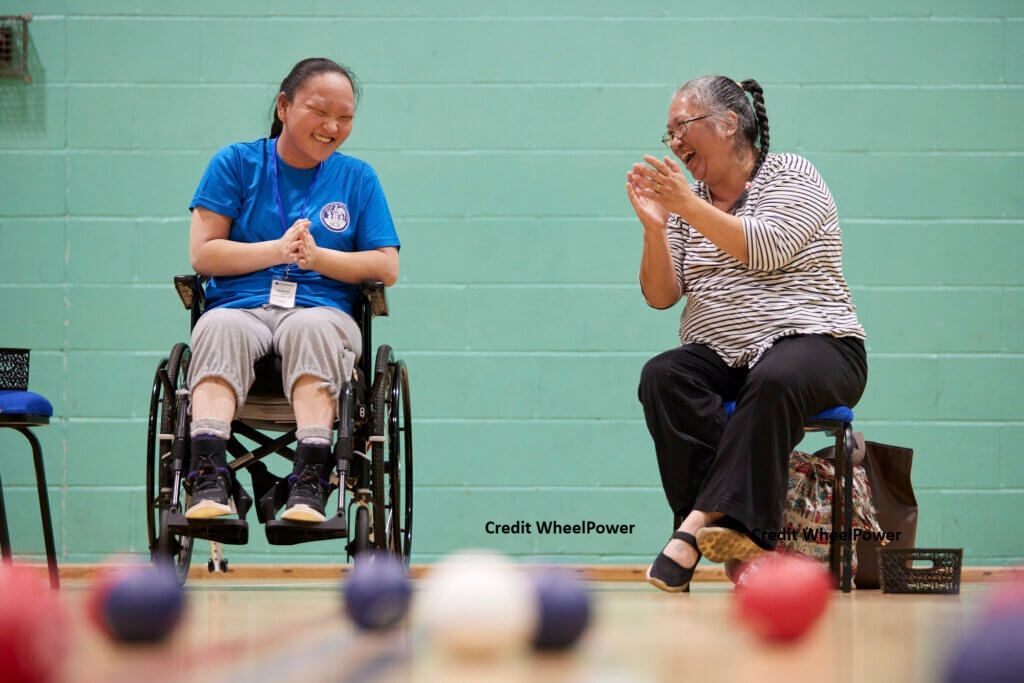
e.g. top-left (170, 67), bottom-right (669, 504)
top-left (777, 449), bottom-right (885, 577)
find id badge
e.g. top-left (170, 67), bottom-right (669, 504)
top-left (269, 279), bottom-right (297, 308)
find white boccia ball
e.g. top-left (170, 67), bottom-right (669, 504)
top-left (415, 549), bottom-right (537, 658)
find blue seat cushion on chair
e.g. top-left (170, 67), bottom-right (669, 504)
top-left (0, 390), bottom-right (54, 417)
top-left (721, 401), bottom-right (852, 424)
top-left (808, 405), bottom-right (854, 423)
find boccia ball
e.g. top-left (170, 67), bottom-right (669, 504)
top-left (415, 549), bottom-right (536, 659)
top-left (942, 611), bottom-right (1024, 683)
top-left (529, 568), bottom-right (591, 651)
top-left (982, 577), bottom-right (1024, 621)
top-left (735, 553), bottom-right (831, 642)
top-left (87, 565), bottom-right (123, 637)
top-left (94, 564), bottom-right (185, 644)
top-left (724, 559), bottom-right (750, 586)
top-left (0, 564), bottom-right (70, 683)
top-left (87, 556), bottom-right (149, 637)
top-left (343, 551), bottom-right (412, 631)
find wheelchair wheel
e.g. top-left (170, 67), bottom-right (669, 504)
top-left (146, 342), bottom-right (194, 583)
top-left (372, 345), bottom-right (413, 564)
top-left (351, 504), bottom-right (370, 557)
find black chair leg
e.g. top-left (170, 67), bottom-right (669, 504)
top-left (830, 428), bottom-right (842, 587)
top-left (0, 469), bottom-right (12, 563)
top-left (16, 426), bottom-right (60, 589)
top-left (829, 423), bottom-right (855, 593)
top-left (842, 424), bottom-right (854, 593)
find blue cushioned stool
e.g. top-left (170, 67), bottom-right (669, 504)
top-left (0, 389), bottom-right (60, 588)
top-left (721, 401), bottom-right (856, 592)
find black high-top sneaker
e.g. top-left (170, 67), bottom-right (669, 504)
top-left (185, 438), bottom-right (234, 520)
top-left (282, 443), bottom-right (332, 523)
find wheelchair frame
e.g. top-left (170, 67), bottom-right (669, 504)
top-left (146, 275), bottom-right (413, 583)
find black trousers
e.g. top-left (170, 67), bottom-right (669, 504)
top-left (637, 334), bottom-right (867, 550)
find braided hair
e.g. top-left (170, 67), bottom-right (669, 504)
top-left (674, 76), bottom-right (770, 209)
top-left (738, 79), bottom-right (769, 178)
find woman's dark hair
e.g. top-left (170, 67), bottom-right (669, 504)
top-left (674, 75), bottom-right (770, 185)
top-left (269, 58), bottom-right (360, 138)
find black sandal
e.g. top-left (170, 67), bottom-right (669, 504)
top-left (645, 530), bottom-right (701, 593)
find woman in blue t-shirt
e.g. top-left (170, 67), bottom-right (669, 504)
top-left (184, 58), bottom-right (400, 525)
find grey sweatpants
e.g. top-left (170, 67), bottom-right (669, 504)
top-left (188, 305), bottom-right (362, 415)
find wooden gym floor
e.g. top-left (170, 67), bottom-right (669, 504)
top-left (53, 565), bottom-right (1009, 683)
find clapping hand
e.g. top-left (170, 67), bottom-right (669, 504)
top-left (629, 155), bottom-right (694, 218)
top-left (626, 163), bottom-right (670, 232)
top-left (279, 219), bottom-right (310, 267)
top-left (295, 227), bottom-right (320, 270)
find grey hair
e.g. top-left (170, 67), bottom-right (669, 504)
top-left (673, 75), bottom-right (769, 174)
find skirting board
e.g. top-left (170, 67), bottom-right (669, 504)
top-left (39, 564), bottom-right (1024, 583)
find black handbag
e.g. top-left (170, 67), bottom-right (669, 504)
top-left (856, 441), bottom-right (918, 588)
top-left (815, 436), bottom-right (918, 588)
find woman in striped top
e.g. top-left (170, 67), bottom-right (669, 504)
top-left (626, 76), bottom-right (867, 593)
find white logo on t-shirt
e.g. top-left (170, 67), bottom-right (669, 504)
top-left (320, 202), bottom-right (350, 232)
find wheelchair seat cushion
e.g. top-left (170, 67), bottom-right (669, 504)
top-left (0, 390), bottom-right (54, 417)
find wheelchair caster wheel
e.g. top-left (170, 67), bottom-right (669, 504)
top-left (207, 558), bottom-right (229, 573)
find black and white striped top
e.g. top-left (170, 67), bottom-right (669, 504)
top-left (666, 152), bottom-right (865, 368)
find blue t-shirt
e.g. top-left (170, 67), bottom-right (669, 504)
top-left (189, 138), bottom-right (400, 315)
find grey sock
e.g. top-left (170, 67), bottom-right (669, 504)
top-left (191, 417), bottom-right (231, 441)
top-left (296, 426), bottom-right (332, 447)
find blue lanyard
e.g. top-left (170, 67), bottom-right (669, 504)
top-left (269, 138), bottom-right (322, 235)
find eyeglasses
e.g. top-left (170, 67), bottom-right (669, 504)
top-left (661, 115), bottom-right (710, 148)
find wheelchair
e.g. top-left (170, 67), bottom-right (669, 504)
top-left (146, 275), bottom-right (413, 584)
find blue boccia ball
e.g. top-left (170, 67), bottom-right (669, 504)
top-left (943, 611), bottom-right (1024, 683)
top-left (344, 552), bottom-right (412, 631)
top-left (530, 569), bottom-right (591, 651)
top-left (103, 565), bottom-right (185, 644)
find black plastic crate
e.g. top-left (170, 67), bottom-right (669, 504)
top-left (878, 547), bottom-right (963, 594)
top-left (0, 347), bottom-right (29, 391)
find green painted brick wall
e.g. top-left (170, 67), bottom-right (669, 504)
top-left (1, 1), bottom-right (1021, 566)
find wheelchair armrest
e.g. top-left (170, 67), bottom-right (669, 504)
top-left (174, 274), bottom-right (206, 311)
top-left (176, 275), bottom-right (381, 316)
top-left (360, 281), bottom-right (389, 317)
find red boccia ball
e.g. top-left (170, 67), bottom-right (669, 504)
top-left (725, 559), bottom-right (750, 586)
top-left (0, 564), bottom-right (70, 683)
top-left (734, 553), bottom-right (832, 642)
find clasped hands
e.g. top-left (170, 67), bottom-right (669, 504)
top-left (625, 154), bottom-right (695, 231)
top-left (278, 219), bottom-right (320, 271)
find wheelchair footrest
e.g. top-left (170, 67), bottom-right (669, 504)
top-left (265, 513), bottom-right (347, 546)
top-left (166, 511), bottom-right (250, 545)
